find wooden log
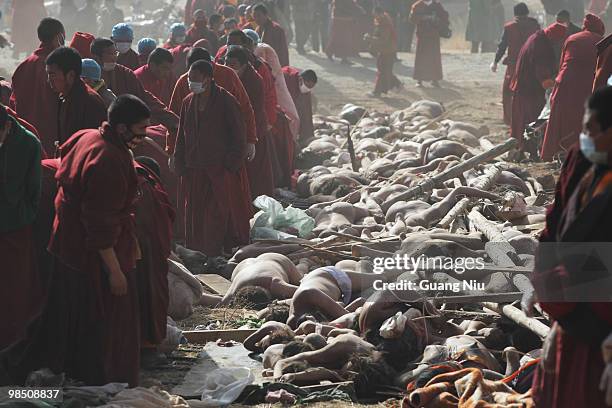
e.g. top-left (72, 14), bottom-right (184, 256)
top-left (381, 138), bottom-right (517, 213)
top-left (425, 292), bottom-right (524, 304)
top-left (183, 329), bottom-right (258, 344)
top-left (196, 274), bottom-right (232, 296)
top-left (438, 164), bottom-right (502, 228)
top-left (436, 309), bottom-right (503, 323)
top-left (481, 302), bottom-right (550, 338)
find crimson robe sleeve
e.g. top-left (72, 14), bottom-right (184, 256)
top-left (223, 94), bottom-right (248, 173)
top-left (173, 101), bottom-right (188, 177)
top-left (131, 74), bottom-right (179, 132)
top-left (80, 151), bottom-right (132, 250)
top-left (226, 74), bottom-right (258, 144)
top-left (259, 64), bottom-right (278, 126)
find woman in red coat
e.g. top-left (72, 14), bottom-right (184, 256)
top-left (541, 14), bottom-right (605, 161)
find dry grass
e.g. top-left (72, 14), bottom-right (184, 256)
top-left (176, 306), bottom-right (259, 331)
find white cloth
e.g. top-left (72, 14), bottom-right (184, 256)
top-left (254, 43), bottom-right (300, 140)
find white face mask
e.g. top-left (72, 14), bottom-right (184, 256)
top-left (300, 83), bottom-right (312, 94)
top-left (423, 0), bottom-right (433, 4)
top-left (174, 36), bottom-right (186, 44)
top-left (580, 132), bottom-right (608, 165)
top-left (103, 62), bottom-right (116, 71)
top-left (116, 42), bottom-right (132, 54)
top-left (189, 81), bottom-right (206, 94)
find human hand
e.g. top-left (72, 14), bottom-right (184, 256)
top-left (599, 363), bottom-right (612, 406)
top-left (490, 62), bottom-right (497, 73)
top-left (109, 269), bottom-right (128, 296)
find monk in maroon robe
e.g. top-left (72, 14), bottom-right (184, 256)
top-left (530, 87), bottom-right (612, 408)
top-left (410, 0), bottom-right (449, 87)
top-left (253, 4), bottom-right (290, 67)
top-left (134, 48), bottom-right (176, 106)
top-left (45, 47), bottom-right (107, 150)
top-left (185, 0), bottom-right (218, 26)
top-left (186, 9), bottom-right (220, 55)
top-left (11, 0), bottom-right (47, 57)
top-left (326, 0), bottom-right (363, 64)
top-left (173, 60), bottom-right (250, 256)
top-left (510, 23), bottom-right (567, 150)
top-left (283, 67), bottom-right (317, 142)
top-left (1, 95), bottom-right (151, 387)
top-left (491, 2), bottom-right (540, 125)
top-left (133, 157), bottom-right (174, 357)
top-left (368, 8), bottom-right (402, 96)
top-left (0, 106), bottom-right (43, 350)
top-left (226, 46), bottom-right (274, 199)
top-left (593, 34), bottom-right (612, 91)
top-left (541, 15), bottom-right (605, 161)
top-left (90, 38), bottom-right (179, 137)
top-left (10, 18), bottom-right (65, 155)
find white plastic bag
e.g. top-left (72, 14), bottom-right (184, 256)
top-left (197, 367), bottom-right (254, 407)
top-left (251, 195), bottom-right (314, 238)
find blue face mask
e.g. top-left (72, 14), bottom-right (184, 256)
top-left (580, 132), bottom-right (608, 165)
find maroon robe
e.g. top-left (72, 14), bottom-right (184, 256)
top-left (11, 0), bottom-right (47, 56)
top-left (542, 26), bottom-right (604, 160)
top-left (134, 162), bottom-right (174, 346)
top-left (102, 64), bottom-right (179, 135)
top-left (410, 0), bottom-right (449, 82)
top-left (593, 34), bottom-right (612, 91)
top-left (283, 66), bottom-right (314, 141)
top-left (56, 79), bottom-right (107, 149)
top-left (174, 82), bottom-right (250, 255)
top-left (134, 64), bottom-right (176, 107)
top-left (326, 0), bottom-right (363, 59)
top-left (186, 25), bottom-right (220, 55)
top-left (256, 19), bottom-right (290, 67)
top-left (510, 30), bottom-right (556, 145)
top-left (498, 16), bottom-right (540, 125)
top-left (270, 111), bottom-right (294, 188)
top-left (239, 64), bottom-right (274, 199)
top-left (10, 44), bottom-right (59, 155)
top-left (117, 49), bottom-right (141, 72)
top-left (531, 145), bottom-right (612, 407)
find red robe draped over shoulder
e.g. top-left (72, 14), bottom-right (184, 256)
top-left (510, 30), bottom-right (556, 145)
top-left (283, 66), bottom-right (314, 141)
top-left (117, 49), bottom-right (141, 72)
top-left (134, 163), bottom-right (174, 346)
top-left (498, 16), bottom-right (540, 125)
top-left (174, 83), bottom-right (250, 255)
top-left (11, 0), bottom-right (47, 56)
top-left (10, 45), bottom-right (59, 155)
top-left (134, 64), bottom-right (176, 106)
top-left (410, 0), bottom-right (449, 81)
top-left (256, 19), bottom-right (290, 67)
top-left (168, 63), bottom-right (257, 152)
top-left (239, 64), bottom-right (274, 199)
top-left (542, 27), bottom-right (603, 160)
top-left (102, 64), bottom-right (179, 133)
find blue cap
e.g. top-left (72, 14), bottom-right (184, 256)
top-left (81, 58), bottom-right (101, 81)
top-left (111, 23), bottom-right (134, 42)
top-left (137, 37), bottom-right (157, 55)
top-left (243, 29), bottom-right (260, 44)
top-left (171, 23), bottom-right (187, 37)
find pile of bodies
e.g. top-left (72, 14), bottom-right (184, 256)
top-left (166, 100), bottom-right (557, 406)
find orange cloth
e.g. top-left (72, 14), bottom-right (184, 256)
top-left (168, 62), bottom-right (257, 152)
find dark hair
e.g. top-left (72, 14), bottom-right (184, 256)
top-left (228, 29), bottom-right (249, 45)
top-left (282, 361), bottom-right (309, 373)
top-left (513, 2), bottom-right (529, 16)
top-left (224, 18), bottom-right (238, 28)
top-left (38, 17), bottom-right (65, 43)
top-left (260, 304), bottom-right (290, 322)
top-left (187, 47), bottom-right (211, 67)
top-left (226, 46), bottom-right (249, 66)
top-left (301, 69), bottom-right (318, 84)
top-left (222, 5), bottom-right (236, 18)
top-left (556, 9), bottom-right (570, 20)
top-left (135, 156), bottom-right (161, 178)
top-left (148, 47), bottom-right (173, 66)
top-left (189, 59), bottom-right (214, 78)
top-left (209, 13), bottom-right (223, 25)
top-left (346, 354), bottom-right (396, 398)
top-left (282, 341), bottom-right (315, 358)
top-left (253, 3), bottom-right (268, 15)
top-left (90, 38), bottom-right (115, 58)
top-left (588, 86), bottom-right (612, 131)
top-left (46, 47), bottom-right (82, 76)
top-left (108, 95), bottom-right (151, 128)
top-left (375, 324), bottom-right (422, 371)
top-left (0, 105), bottom-right (8, 128)
top-left (267, 327), bottom-right (295, 345)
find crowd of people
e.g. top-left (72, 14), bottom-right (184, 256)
top-left (0, 0), bottom-right (612, 406)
